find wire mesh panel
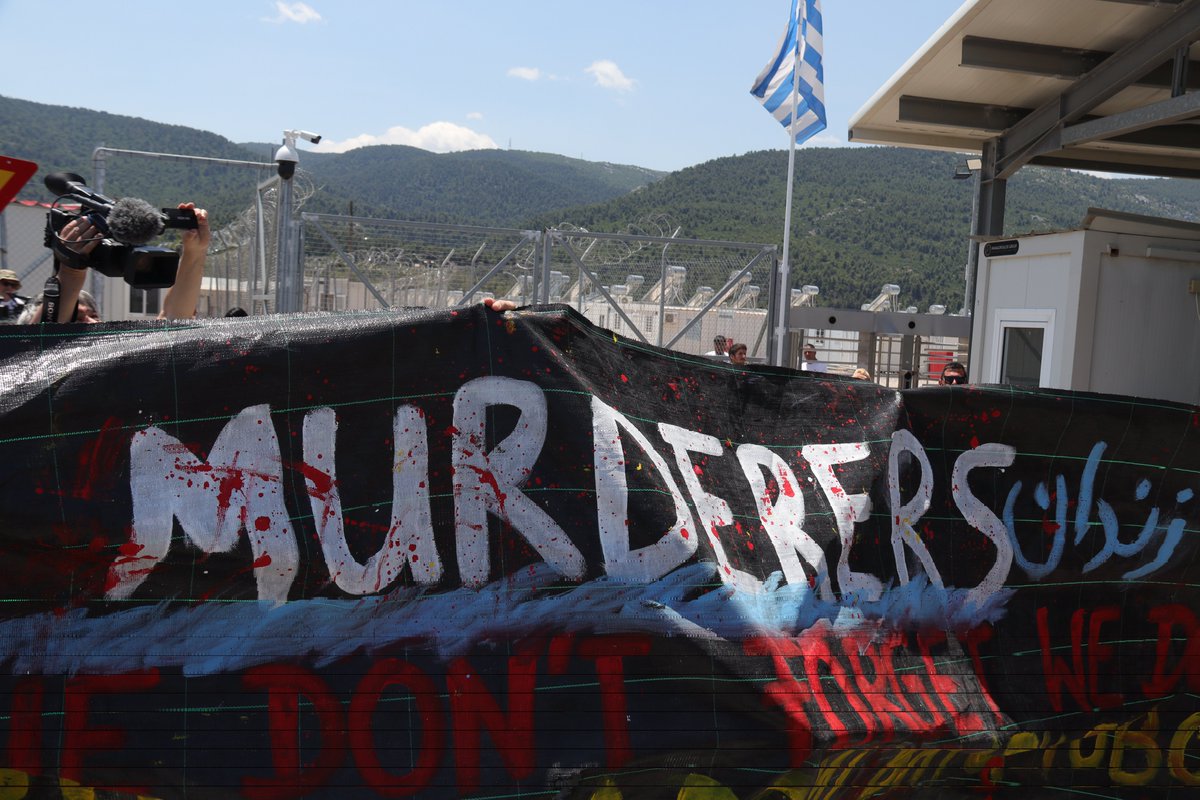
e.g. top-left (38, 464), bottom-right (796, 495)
top-left (544, 228), bottom-right (778, 358)
top-left (0, 203), bottom-right (56, 298)
top-left (203, 174), bottom-right (293, 317)
top-left (302, 214), bottom-right (542, 312)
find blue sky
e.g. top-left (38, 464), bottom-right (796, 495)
top-left (0, 0), bottom-right (964, 172)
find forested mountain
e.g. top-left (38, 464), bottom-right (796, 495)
top-left (0, 96), bottom-right (663, 227)
top-left (244, 143), bottom-right (664, 227)
top-left (0, 96), bottom-right (272, 222)
top-left (531, 147), bottom-right (1200, 309)
top-left (6, 95), bottom-right (1200, 310)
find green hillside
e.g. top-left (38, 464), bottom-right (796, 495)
top-left (1, 96), bottom-right (663, 227)
top-left (0, 95), bottom-right (271, 223)
top-left (529, 147), bottom-right (1200, 309)
top-left (275, 144), bottom-right (664, 227)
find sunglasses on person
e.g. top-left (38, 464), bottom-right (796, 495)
top-left (0, 280), bottom-right (18, 287)
top-left (943, 374), bottom-right (966, 385)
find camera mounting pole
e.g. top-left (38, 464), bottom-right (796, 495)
top-left (272, 130), bottom-right (321, 314)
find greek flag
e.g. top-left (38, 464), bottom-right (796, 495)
top-left (750, 0), bottom-right (826, 144)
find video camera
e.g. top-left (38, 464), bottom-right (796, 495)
top-left (43, 172), bottom-right (198, 289)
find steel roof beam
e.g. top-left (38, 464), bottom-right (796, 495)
top-left (1030, 153), bottom-right (1200, 179)
top-left (994, 0), bottom-right (1200, 178)
top-left (899, 96), bottom-right (1029, 130)
top-left (898, 95), bottom-right (1200, 149)
top-left (961, 35), bottom-right (1200, 90)
top-left (1060, 90), bottom-right (1200, 145)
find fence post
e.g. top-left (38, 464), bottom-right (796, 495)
top-left (275, 176), bottom-right (302, 313)
top-left (540, 229), bottom-right (553, 304)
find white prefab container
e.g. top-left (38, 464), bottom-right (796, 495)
top-left (971, 208), bottom-right (1200, 406)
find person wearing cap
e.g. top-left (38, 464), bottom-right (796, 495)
top-left (0, 269), bottom-right (28, 322)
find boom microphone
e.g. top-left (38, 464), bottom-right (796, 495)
top-left (107, 197), bottom-right (166, 245)
top-left (44, 172), bottom-right (114, 213)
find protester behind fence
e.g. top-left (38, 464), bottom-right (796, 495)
top-left (728, 342), bottom-right (748, 366)
top-left (939, 361), bottom-right (968, 385)
top-left (705, 335), bottom-right (729, 360)
top-left (0, 270), bottom-right (29, 322)
top-left (800, 342), bottom-right (827, 372)
top-left (26, 203), bottom-right (210, 323)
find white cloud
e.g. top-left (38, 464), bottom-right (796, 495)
top-left (507, 66), bottom-right (542, 81)
top-left (312, 122), bottom-right (498, 154)
top-left (803, 132), bottom-right (842, 148)
top-left (585, 60), bottom-right (634, 91)
top-left (466, 111), bottom-right (484, 120)
top-left (264, 2), bottom-right (321, 23)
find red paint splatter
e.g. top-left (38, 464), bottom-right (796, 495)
top-left (118, 542), bottom-right (144, 558)
top-left (254, 516), bottom-right (272, 532)
top-left (465, 464), bottom-right (508, 513)
top-left (72, 417), bottom-right (127, 501)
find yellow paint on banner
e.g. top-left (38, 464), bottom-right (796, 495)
top-left (676, 773), bottom-right (738, 800)
top-left (0, 768), bottom-right (29, 800)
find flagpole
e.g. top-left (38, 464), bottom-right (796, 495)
top-left (773, 2), bottom-right (803, 368)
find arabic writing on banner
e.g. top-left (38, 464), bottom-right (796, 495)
top-left (0, 306), bottom-right (1196, 798)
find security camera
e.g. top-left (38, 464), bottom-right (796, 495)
top-left (274, 142), bottom-right (299, 180)
top-left (286, 129), bottom-right (322, 145)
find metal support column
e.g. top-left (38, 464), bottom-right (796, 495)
top-left (274, 175), bottom-right (301, 312)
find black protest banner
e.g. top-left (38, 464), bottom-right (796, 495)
top-left (0, 305), bottom-right (1196, 799)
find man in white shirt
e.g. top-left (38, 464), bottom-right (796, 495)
top-left (800, 342), bottom-right (827, 372)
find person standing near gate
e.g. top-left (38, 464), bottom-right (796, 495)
top-left (706, 335), bottom-right (729, 360)
top-left (801, 342), bottom-right (826, 372)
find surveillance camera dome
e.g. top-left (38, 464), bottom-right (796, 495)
top-left (274, 142), bottom-right (299, 180)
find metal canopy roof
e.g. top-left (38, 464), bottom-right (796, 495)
top-left (849, 0), bottom-right (1200, 180)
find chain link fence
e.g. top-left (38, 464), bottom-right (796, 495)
top-left (298, 213), bottom-right (780, 360)
top-left (0, 202), bottom-right (56, 296)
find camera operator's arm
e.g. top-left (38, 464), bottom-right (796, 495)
top-left (40, 217), bottom-right (101, 323)
top-left (159, 203), bottom-right (210, 320)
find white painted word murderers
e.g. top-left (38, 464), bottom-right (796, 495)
top-left (106, 377), bottom-right (1015, 604)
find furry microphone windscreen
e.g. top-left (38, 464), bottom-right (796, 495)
top-left (107, 197), bottom-right (165, 245)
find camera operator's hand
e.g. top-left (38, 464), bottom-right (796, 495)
top-left (160, 203), bottom-right (210, 320)
top-left (58, 216), bottom-right (103, 262)
top-left (178, 203), bottom-right (211, 255)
